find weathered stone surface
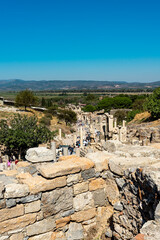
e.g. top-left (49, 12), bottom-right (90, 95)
top-left (51, 231), bottom-right (66, 240)
top-left (0, 213), bottom-right (37, 234)
top-left (66, 222), bottom-right (84, 240)
top-left (155, 202), bottom-right (160, 221)
top-left (0, 181), bottom-right (4, 198)
top-left (10, 233), bottom-right (24, 240)
top-left (1, 170), bottom-right (18, 177)
top-left (56, 216), bottom-right (71, 228)
top-left (74, 182), bottom-right (88, 195)
top-left (67, 173), bottom-right (81, 185)
top-left (28, 232), bottom-right (53, 240)
top-left (92, 189), bottom-right (106, 206)
top-left (0, 199), bottom-right (5, 209)
top-left (81, 168), bottom-right (95, 180)
top-left (71, 208), bottom-right (96, 222)
top-left (38, 158), bottom-right (94, 179)
top-left (134, 234), bottom-right (145, 240)
top-left (6, 199), bottom-right (16, 208)
top-left (25, 147), bottom-right (55, 163)
top-left (86, 151), bottom-right (110, 171)
top-left (0, 236), bottom-right (9, 240)
top-left (73, 191), bottom-right (94, 211)
top-left (61, 209), bottom-right (75, 218)
top-left (109, 160), bottom-right (124, 176)
top-left (0, 175), bottom-right (18, 185)
top-left (17, 173), bottom-right (66, 194)
top-left (89, 178), bottom-right (106, 191)
top-left (58, 155), bottom-right (80, 161)
top-left (16, 192), bottom-right (42, 204)
top-left (105, 179), bottom-right (120, 205)
top-left (26, 218), bottom-right (56, 236)
top-left (4, 183), bottom-right (29, 198)
top-left (42, 186), bottom-right (73, 217)
top-left (25, 200), bottom-right (41, 213)
top-left (0, 204), bottom-right (24, 222)
top-left (114, 201), bottom-right (123, 211)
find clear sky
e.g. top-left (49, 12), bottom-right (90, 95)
top-left (0, 0), bottom-right (160, 82)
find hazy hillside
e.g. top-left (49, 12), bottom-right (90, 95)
top-left (0, 79), bottom-right (159, 91)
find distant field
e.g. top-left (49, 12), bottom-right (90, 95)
top-left (0, 91), bottom-right (152, 101)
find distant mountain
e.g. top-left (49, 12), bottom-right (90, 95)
top-left (0, 79), bottom-right (158, 91)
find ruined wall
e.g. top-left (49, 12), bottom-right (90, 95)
top-left (0, 156), bottom-right (116, 240)
top-left (1, 154), bottom-right (160, 240)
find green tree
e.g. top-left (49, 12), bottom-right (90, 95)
top-left (58, 110), bottom-right (77, 126)
top-left (144, 87), bottom-right (160, 119)
top-left (15, 90), bottom-right (37, 111)
top-left (0, 114), bottom-right (53, 158)
top-left (82, 105), bottom-right (96, 112)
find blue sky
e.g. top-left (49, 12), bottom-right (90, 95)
top-left (0, 0), bottom-right (160, 81)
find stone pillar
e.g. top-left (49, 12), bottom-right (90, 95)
top-left (80, 126), bottom-right (83, 148)
top-left (63, 147), bottom-right (68, 156)
top-left (123, 120), bottom-right (126, 128)
top-left (73, 134), bottom-right (77, 146)
top-left (114, 118), bottom-right (117, 128)
top-left (109, 115), bottom-right (114, 132)
top-left (50, 141), bottom-right (56, 161)
top-left (59, 129), bottom-right (62, 140)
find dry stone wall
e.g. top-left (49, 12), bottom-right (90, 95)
top-left (1, 153), bottom-right (160, 240)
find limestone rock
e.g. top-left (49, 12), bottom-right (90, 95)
top-left (86, 151), bottom-right (110, 171)
top-left (74, 182), bottom-right (88, 195)
top-left (38, 157), bottom-right (94, 179)
top-left (0, 213), bottom-right (37, 234)
top-left (0, 181), bottom-right (4, 198)
top-left (17, 173), bottom-right (66, 194)
top-left (105, 179), bottom-right (119, 205)
top-left (10, 233), bottom-right (24, 240)
top-left (66, 222), bottom-right (84, 240)
top-left (67, 173), bottom-right (81, 185)
top-left (41, 186), bottom-right (73, 217)
top-left (25, 147), bottom-right (55, 163)
top-left (92, 189), bottom-right (106, 207)
top-left (71, 208), bottom-right (96, 222)
top-left (109, 160), bottom-right (124, 176)
top-left (73, 191), bottom-right (94, 211)
top-left (25, 200), bottom-right (41, 214)
top-left (16, 192), bottom-right (41, 204)
top-left (0, 199), bottom-right (6, 209)
top-left (28, 232), bottom-right (53, 240)
top-left (81, 168), bottom-right (95, 180)
top-left (51, 231), bottom-right (66, 240)
top-left (89, 178), bottom-right (106, 191)
top-left (0, 204), bottom-right (24, 222)
top-left (26, 218), bottom-right (56, 236)
top-left (4, 183), bottom-right (29, 198)
top-left (56, 216), bottom-right (71, 228)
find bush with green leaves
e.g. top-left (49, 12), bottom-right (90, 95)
top-left (144, 87), bottom-right (160, 119)
top-left (0, 114), bottom-right (53, 157)
top-left (57, 109), bottom-right (77, 126)
top-left (39, 116), bottom-right (51, 126)
top-left (15, 89), bottom-right (37, 111)
top-left (127, 110), bottom-right (141, 122)
top-left (82, 105), bottom-right (96, 112)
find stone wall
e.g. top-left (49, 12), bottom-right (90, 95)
top-left (0, 155), bottom-right (116, 240)
top-left (1, 153), bottom-right (160, 240)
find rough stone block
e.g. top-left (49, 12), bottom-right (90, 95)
top-left (25, 147), bottom-right (55, 163)
top-left (25, 200), bottom-right (41, 214)
top-left (89, 178), bottom-right (106, 191)
top-left (10, 233), bottom-right (24, 240)
top-left (105, 179), bottom-right (120, 205)
top-left (71, 208), bottom-right (96, 222)
top-left (38, 157), bottom-right (94, 179)
top-left (17, 173), bottom-right (66, 194)
top-left (16, 192), bottom-right (42, 204)
top-left (26, 218), bottom-right (56, 236)
top-left (92, 189), bottom-right (106, 207)
top-left (42, 186), bottom-right (73, 217)
top-left (66, 222), bottom-right (84, 240)
top-left (0, 181), bottom-right (4, 198)
top-left (109, 160), bottom-right (124, 176)
top-left (51, 231), bottom-right (66, 240)
top-left (67, 173), bottom-right (81, 185)
top-left (81, 168), bottom-right (95, 180)
top-left (28, 232), bottom-right (53, 240)
top-left (6, 198), bottom-right (16, 208)
top-left (0, 213), bottom-right (37, 234)
top-left (0, 199), bottom-right (6, 209)
top-left (56, 216), bottom-right (71, 228)
top-left (0, 204), bottom-right (24, 222)
top-left (86, 151), bottom-right (110, 171)
top-left (4, 183), bottom-right (29, 198)
top-left (73, 191), bottom-right (94, 212)
top-left (74, 182), bottom-right (88, 195)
